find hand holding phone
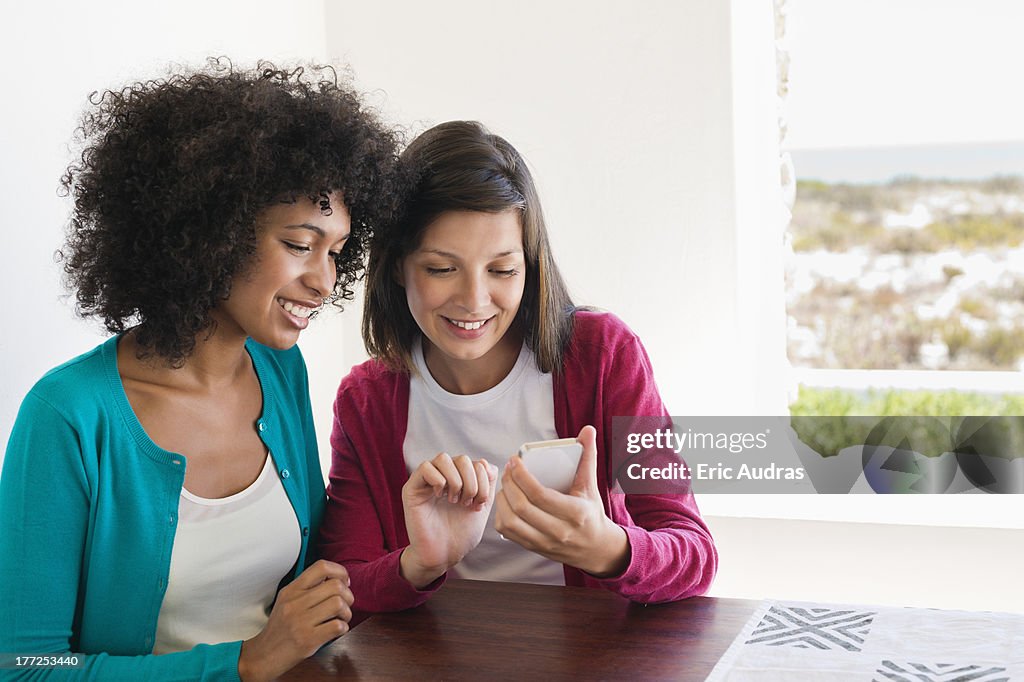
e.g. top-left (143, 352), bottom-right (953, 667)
top-left (496, 426), bottom-right (631, 578)
top-left (515, 438), bottom-right (584, 493)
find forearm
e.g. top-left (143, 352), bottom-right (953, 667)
top-left (398, 546), bottom-right (449, 590)
top-left (577, 521), bottom-right (631, 578)
top-left (344, 549), bottom-right (445, 621)
top-left (582, 500), bottom-right (717, 603)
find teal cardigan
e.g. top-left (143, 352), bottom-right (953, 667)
top-left (0, 336), bottom-right (326, 681)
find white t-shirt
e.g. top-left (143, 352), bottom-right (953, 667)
top-left (153, 453), bottom-right (301, 654)
top-left (404, 338), bottom-right (564, 585)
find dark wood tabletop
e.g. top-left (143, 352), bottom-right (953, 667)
top-left (282, 580), bottom-right (758, 681)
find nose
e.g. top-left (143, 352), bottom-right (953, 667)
top-left (457, 270), bottom-right (491, 313)
top-left (306, 253), bottom-right (337, 299)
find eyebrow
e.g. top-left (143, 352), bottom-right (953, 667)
top-left (420, 248), bottom-right (523, 259)
top-left (284, 224), bottom-right (350, 241)
top-left (284, 223), bottom-right (325, 237)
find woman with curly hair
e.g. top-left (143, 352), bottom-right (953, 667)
top-left (0, 60), bottom-right (401, 680)
top-left (320, 121), bottom-right (716, 619)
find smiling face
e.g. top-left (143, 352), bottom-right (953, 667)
top-left (400, 209), bottom-right (526, 392)
top-left (212, 193), bottom-right (351, 350)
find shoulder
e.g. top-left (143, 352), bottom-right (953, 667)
top-left (332, 359), bottom-right (408, 445)
top-left (333, 357), bottom-right (409, 424)
top-left (561, 310), bottom-right (655, 390)
top-left (27, 339), bottom-right (112, 416)
top-left (338, 357), bottom-right (406, 395)
top-left (566, 310), bottom-right (645, 358)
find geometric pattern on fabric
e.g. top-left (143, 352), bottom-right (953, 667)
top-left (745, 605), bottom-right (876, 652)
top-left (706, 599), bottom-right (1024, 682)
top-left (874, 660), bottom-right (1010, 682)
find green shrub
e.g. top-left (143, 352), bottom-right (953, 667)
top-left (957, 297), bottom-right (993, 320)
top-left (790, 387), bottom-right (1024, 461)
top-left (924, 215), bottom-right (1024, 250)
top-left (973, 327), bottom-right (1024, 366)
top-left (940, 319), bottom-right (973, 360)
top-left (942, 265), bottom-right (964, 282)
top-left (790, 386), bottom-right (1024, 416)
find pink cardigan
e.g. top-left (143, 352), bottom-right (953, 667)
top-left (320, 311), bottom-right (717, 619)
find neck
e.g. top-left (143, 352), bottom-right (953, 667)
top-left (423, 330), bottom-right (523, 395)
top-left (120, 318), bottom-right (251, 391)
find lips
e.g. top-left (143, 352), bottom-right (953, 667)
top-left (444, 316), bottom-right (492, 330)
top-left (276, 297), bottom-right (323, 331)
top-left (277, 297), bottom-right (319, 319)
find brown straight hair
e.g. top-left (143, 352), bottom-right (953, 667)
top-left (363, 120), bottom-right (576, 374)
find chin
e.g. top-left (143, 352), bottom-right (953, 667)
top-left (450, 349), bottom-right (493, 362)
top-left (249, 330), bottom-right (301, 351)
top-left (424, 336), bottom-right (487, 361)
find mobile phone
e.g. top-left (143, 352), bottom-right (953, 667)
top-left (515, 438), bottom-right (584, 493)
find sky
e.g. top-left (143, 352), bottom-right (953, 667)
top-left (785, 0), bottom-right (1024, 150)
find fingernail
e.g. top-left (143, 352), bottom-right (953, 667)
top-left (508, 457), bottom-right (517, 470)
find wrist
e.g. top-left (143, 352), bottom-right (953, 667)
top-left (399, 546), bottom-right (447, 589)
top-left (585, 522), bottom-right (631, 578)
top-left (238, 638), bottom-right (270, 682)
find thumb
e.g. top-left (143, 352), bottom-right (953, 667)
top-left (570, 425), bottom-right (599, 494)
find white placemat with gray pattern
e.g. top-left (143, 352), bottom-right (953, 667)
top-left (706, 599), bottom-right (1024, 681)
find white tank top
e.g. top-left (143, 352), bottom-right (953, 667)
top-left (153, 454), bottom-right (301, 653)
top-left (404, 338), bottom-right (564, 585)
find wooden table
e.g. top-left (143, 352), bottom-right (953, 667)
top-left (283, 580), bottom-right (758, 681)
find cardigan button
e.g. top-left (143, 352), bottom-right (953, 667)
top-left (280, 469), bottom-right (290, 479)
top-left (302, 527), bottom-right (309, 537)
top-left (257, 421), bottom-right (266, 432)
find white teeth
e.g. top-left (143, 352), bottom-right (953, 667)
top-left (278, 299), bottom-right (313, 319)
top-left (449, 318), bottom-right (486, 330)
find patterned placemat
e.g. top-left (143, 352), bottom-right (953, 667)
top-left (705, 599), bottom-right (1024, 681)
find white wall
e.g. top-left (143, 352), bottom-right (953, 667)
top-left (323, 0), bottom-right (791, 418)
top-left (706, 515), bottom-right (1024, 613)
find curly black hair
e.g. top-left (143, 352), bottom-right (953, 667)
top-left (60, 57), bottom-right (403, 366)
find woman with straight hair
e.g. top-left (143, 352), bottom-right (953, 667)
top-left (320, 120), bottom-right (717, 619)
top-left (0, 60), bottom-right (401, 680)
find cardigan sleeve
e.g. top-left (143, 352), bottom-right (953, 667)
top-left (570, 320), bottom-right (718, 603)
top-left (319, 377), bottom-right (442, 621)
top-left (294, 350), bottom-right (325, 571)
top-left (0, 393), bottom-right (243, 682)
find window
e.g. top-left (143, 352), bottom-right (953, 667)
top-left (782, 0), bottom-right (1024, 415)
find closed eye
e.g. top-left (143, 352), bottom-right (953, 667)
top-left (426, 267), bottom-right (454, 275)
top-left (283, 241), bottom-right (312, 254)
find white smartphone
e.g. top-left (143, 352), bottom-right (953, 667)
top-left (515, 438), bottom-right (584, 493)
